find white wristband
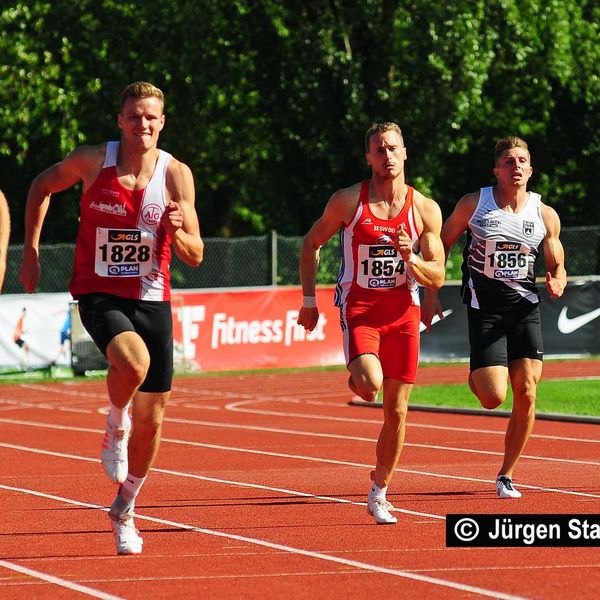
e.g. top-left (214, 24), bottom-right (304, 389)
top-left (408, 252), bottom-right (418, 265)
top-left (303, 296), bottom-right (317, 308)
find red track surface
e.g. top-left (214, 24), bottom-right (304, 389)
top-left (1, 363), bottom-right (599, 599)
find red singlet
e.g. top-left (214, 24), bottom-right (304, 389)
top-left (334, 180), bottom-right (421, 382)
top-left (69, 141), bottom-right (173, 301)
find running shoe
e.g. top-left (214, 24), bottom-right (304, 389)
top-left (109, 512), bottom-right (143, 555)
top-left (496, 475), bottom-right (522, 499)
top-left (101, 420), bottom-right (130, 484)
top-left (367, 497), bottom-right (398, 525)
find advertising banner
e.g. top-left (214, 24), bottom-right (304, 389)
top-left (0, 280), bottom-right (598, 371)
top-left (171, 287), bottom-right (344, 371)
top-left (420, 280), bottom-right (600, 360)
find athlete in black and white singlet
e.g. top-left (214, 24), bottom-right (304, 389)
top-left (461, 186), bottom-right (546, 310)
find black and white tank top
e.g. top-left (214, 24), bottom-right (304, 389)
top-left (461, 186), bottom-right (546, 310)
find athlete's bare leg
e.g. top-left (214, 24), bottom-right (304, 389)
top-left (106, 332), bottom-right (150, 410)
top-left (371, 379), bottom-right (411, 488)
top-left (348, 354), bottom-right (382, 402)
top-left (498, 358), bottom-right (541, 477)
top-left (128, 391), bottom-right (170, 477)
top-left (469, 365), bottom-right (509, 409)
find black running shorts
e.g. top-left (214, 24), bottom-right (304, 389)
top-left (77, 293), bottom-right (173, 393)
top-left (467, 302), bottom-right (544, 372)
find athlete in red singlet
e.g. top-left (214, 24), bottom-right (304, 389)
top-left (298, 122), bottom-right (445, 524)
top-left (19, 82), bottom-right (204, 555)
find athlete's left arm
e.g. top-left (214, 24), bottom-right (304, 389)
top-left (541, 203), bottom-right (566, 299)
top-left (407, 194), bottom-right (445, 290)
top-left (164, 160), bottom-right (204, 267)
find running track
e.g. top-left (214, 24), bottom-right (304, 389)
top-left (0, 362), bottom-right (599, 599)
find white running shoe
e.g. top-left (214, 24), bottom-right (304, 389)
top-left (109, 512), bottom-right (143, 555)
top-left (101, 420), bottom-right (130, 484)
top-left (367, 497), bottom-right (398, 525)
top-left (496, 475), bottom-right (522, 499)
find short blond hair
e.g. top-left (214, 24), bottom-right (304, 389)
top-left (495, 136), bottom-right (530, 163)
top-left (365, 122), bottom-right (404, 152)
top-left (119, 81), bottom-right (164, 113)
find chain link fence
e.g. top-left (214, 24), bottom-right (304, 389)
top-left (4, 226), bottom-right (599, 293)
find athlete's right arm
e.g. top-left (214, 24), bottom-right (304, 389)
top-left (421, 193), bottom-right (478, 331)
top-left (297, 187), bottom-right (358, 332)
top-left (19, 146), bottom-right (102, 293)
top-left (0, 189), bottom-right (10, 293)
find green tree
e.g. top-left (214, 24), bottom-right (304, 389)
top-left (1, 0), bottom-right (598, 245)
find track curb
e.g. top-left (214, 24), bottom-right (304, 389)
top-left (349, 399), bottom-right (600, 425)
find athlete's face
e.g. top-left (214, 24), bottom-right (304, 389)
top-left (118, 96), bottom-right (165, 150)
top-left (493, 147), bottom-right (533, 188)
top-left (366, 131), bottom-right (407, 180)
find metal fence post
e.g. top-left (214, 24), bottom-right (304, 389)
top-left (271, 229), bottom-right (278, 286)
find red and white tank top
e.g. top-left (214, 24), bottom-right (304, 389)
top-left (334, 180), bottom-right (420, 308)
top-left (69, 141), bottom-right (173, 301)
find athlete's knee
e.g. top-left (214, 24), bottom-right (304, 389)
top-left (348, 375), bottom-right (381, 402)
top-left (478, 394), bottom-right (504, 410)
top-left (115, 353), bottom-right (150, 389)
top-left (383, 402), bottom-right (408, 428)
top-left (134, 402), bottom-right (167, 439)
top-left (512, 386), bottom-right (536, 415)
top-left (469, 373), bottom-right (505, 409)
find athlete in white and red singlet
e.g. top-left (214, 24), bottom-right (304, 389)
top-left (70, 140), bottom-right (173, 301)
top-left (298, 122), bottom-right (445, 524)
top-left (19, 82), bottom-right (203, 555)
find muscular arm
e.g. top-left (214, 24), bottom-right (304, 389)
top-left (541, 204), bottom-right (566, 299)
top-left (298, 186), bottom-right (358, 331)
top-left (421, 193), bottom-right (477, 330)
top-left (401, 194), bottom-right (445, 289)
top-left (164, 160), bottom-right (204, 267)
top-left (0, 190), bottom-right (10, 292)
top-left (19, 146), bottom-right (103, 293)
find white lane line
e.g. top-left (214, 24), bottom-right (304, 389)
top-left (3, 391), bottom-right (599, 445)
top-left (0, 559), bottom-right (124, 599)
top-left (0, 442), bottom-right (441, 520)
top-left (223, 399), bottom-right (600, 444)
top-left (6, 414), bottom-right (600, 468)
top-left (0, 484), bottom-right (524, 600)
top-left (163, 416), bottom-right (600, 467)
top-left (2, 437), bottom-right (600, 500)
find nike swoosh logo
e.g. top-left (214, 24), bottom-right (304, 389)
top-left (557, 306), bottom-right (600, 334)
top-left (420, 309), bottom-right (453, 332)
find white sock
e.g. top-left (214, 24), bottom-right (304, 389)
top-left (120, 473), bottom-right (146, 504)
top-left (107, 404), bottom-right (131, 430)
top-left (369, 483), bottom-right (387, 500)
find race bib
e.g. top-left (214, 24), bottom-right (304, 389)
top-left (94, 228), bottom-right (153, 277)
top-left (483, 240), bottom-right (529, 280)
top-left (356, 244), bottom-right (406, 289)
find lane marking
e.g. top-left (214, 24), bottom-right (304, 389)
top-left (0, 483), bottom-right (525, 600)
top-left (4, 413), bottom-right (598, 469)
top-left (0, 559), bottom-right (123, 599)
top-left (164, 417), bottom-right (600, 467)
top-left (3, 394), bottom-right (600, 445)
top-left (223, 399), bottom-right (600, 444)
top-left (2, 438), bottom-right (600, 500)
top-left (0, 442), bottom-right (441, 520)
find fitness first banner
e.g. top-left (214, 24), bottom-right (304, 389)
top-left (171, 287), bottom-right (345, 371)
top-left (0, 280), bottom-right (598, 371)
top-left (173, 279), bottom-right (600, 370)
